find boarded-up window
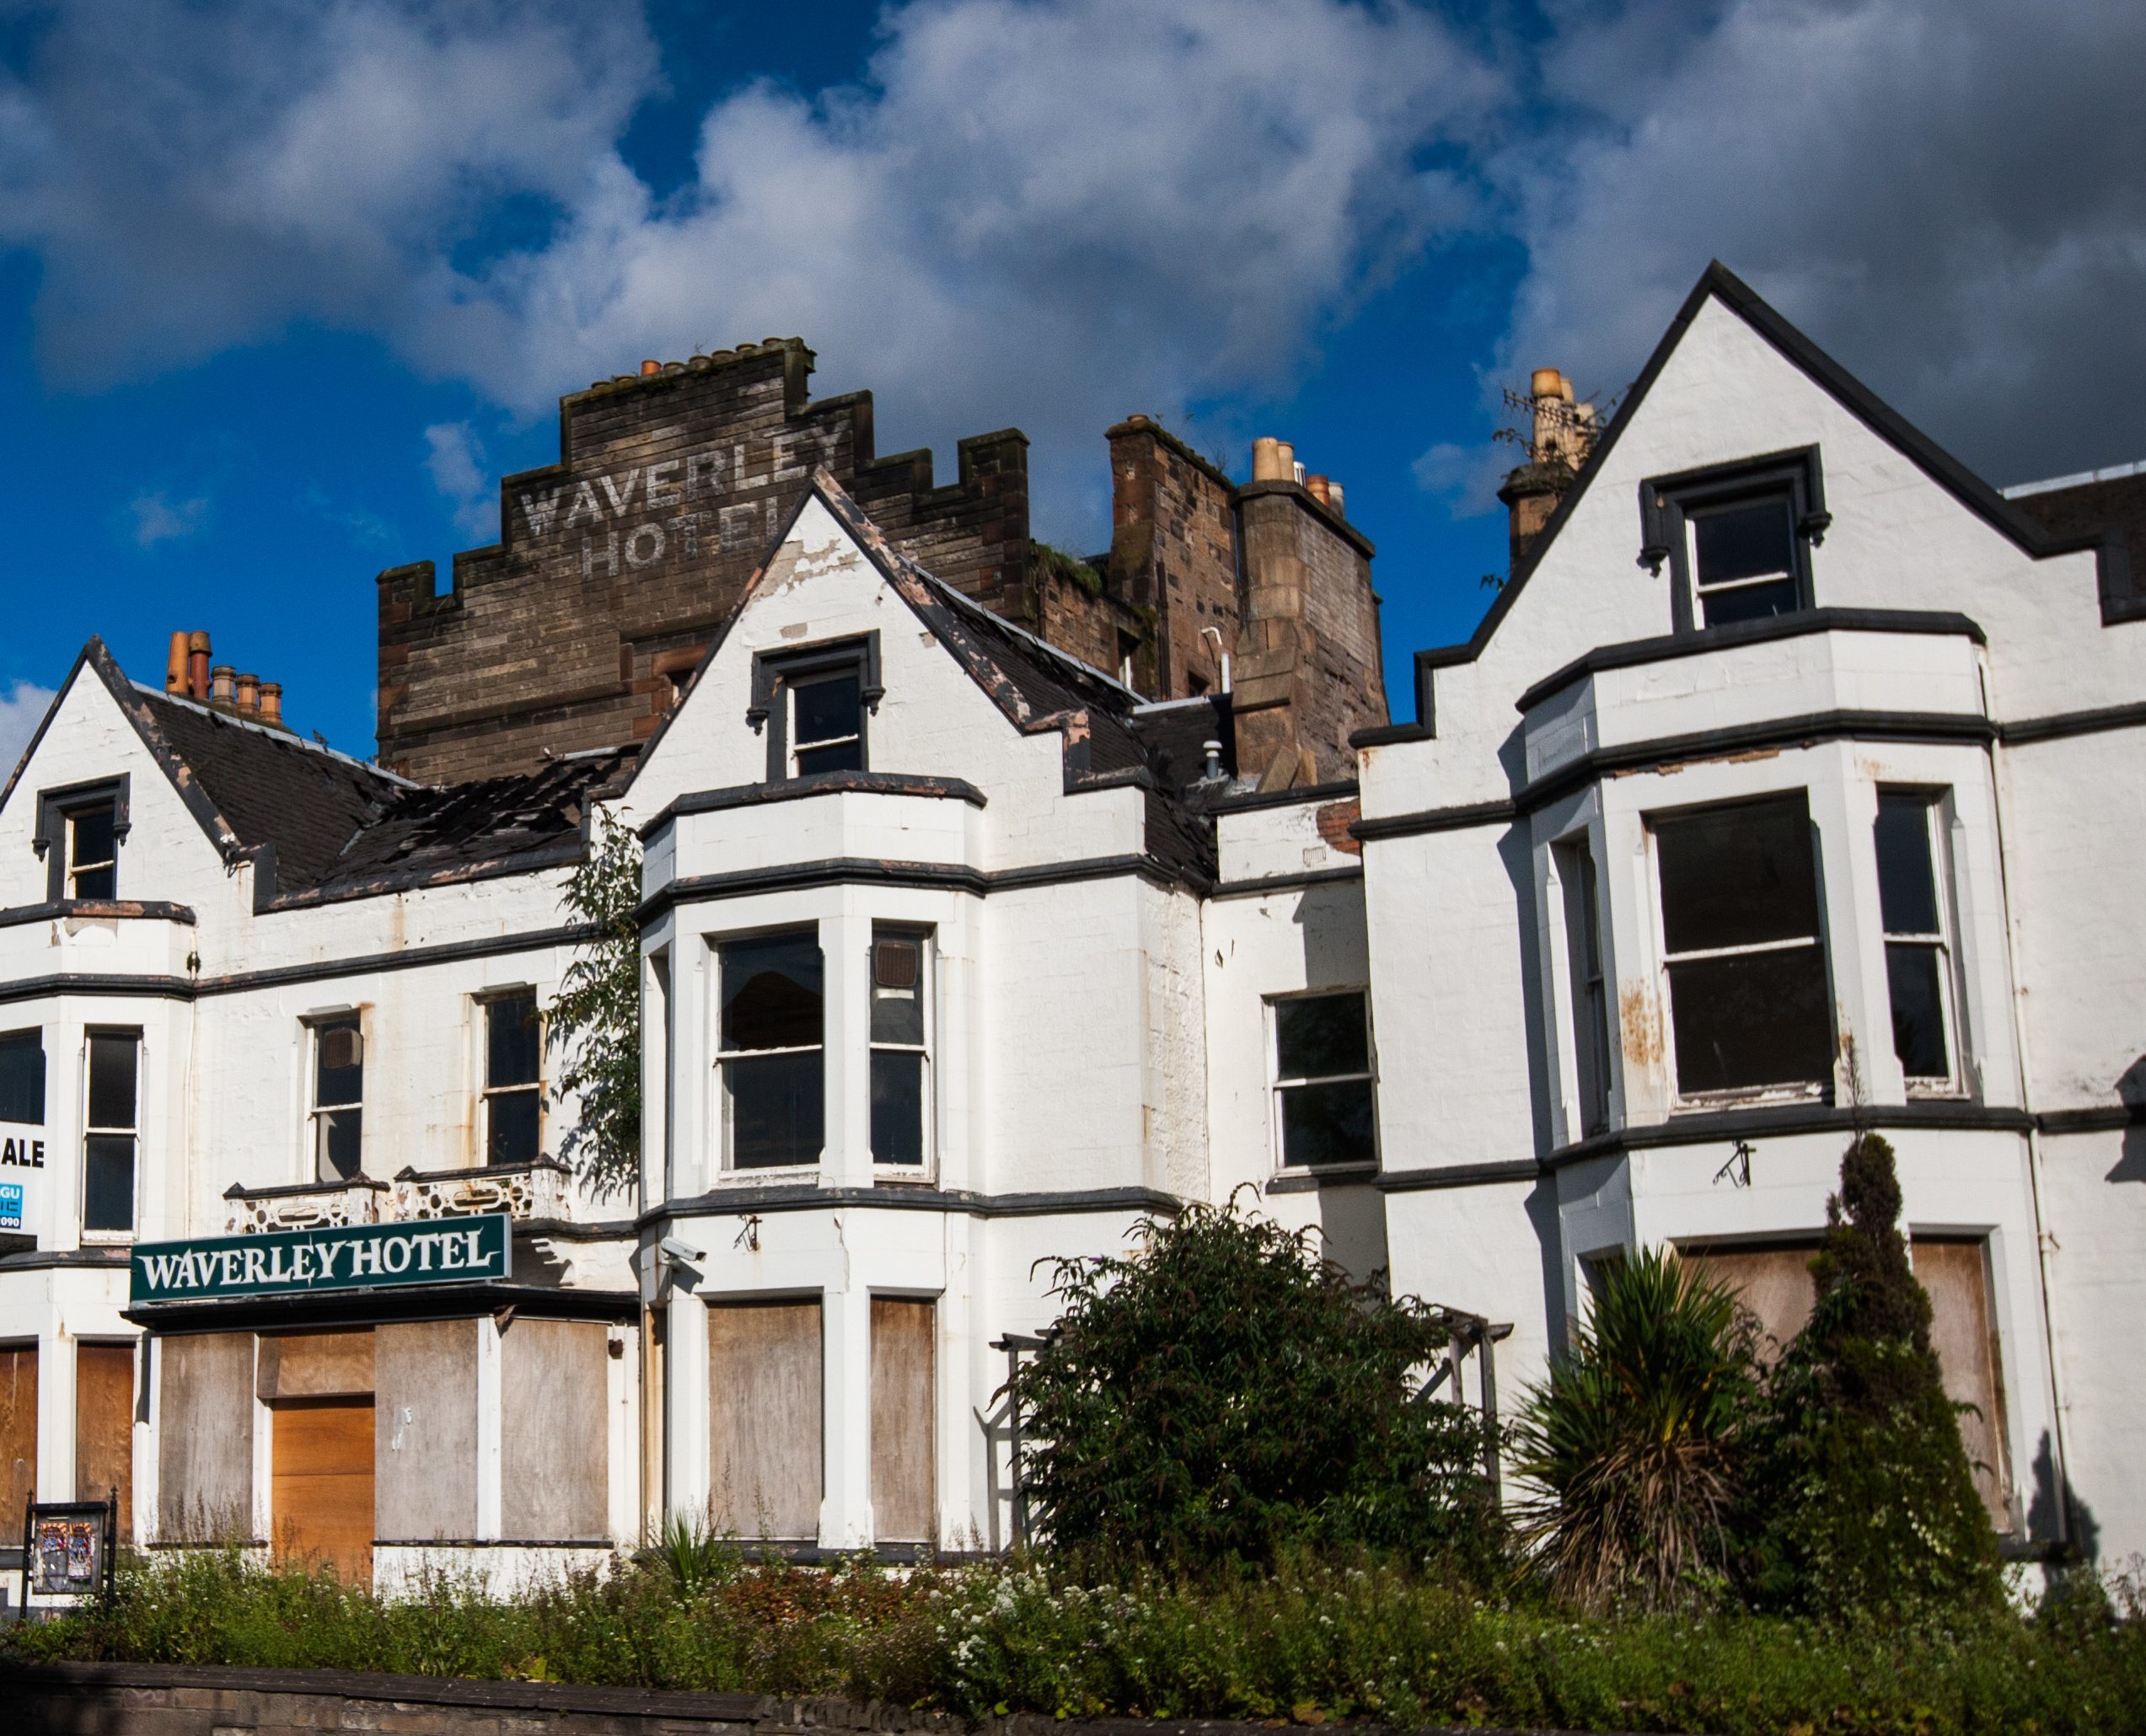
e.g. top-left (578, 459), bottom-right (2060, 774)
top-left (374, 1320), bottom-right (476, 1543)
top-left (871, 1299), bottom-right (935, 1545)
top-left (502, 1319), bottom-right (609, 1541)
top-left (708, 1299), bottom-right (822, 1540)
top-left (158, 1332), bottom-right (255, 1542)
top-left (75, 1342), bottom-right (135, 1535)
top-left (257, 1330), bottom-right (373, 1403)
top-left (1, 1343), bottom-right (35, 1536)
top-left (1677, 1240), bottom-right (1819, 1361)
top-left (1914, 1237), bottom-right (2012, 1530)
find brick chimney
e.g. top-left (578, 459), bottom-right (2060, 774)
top-left (1497, 368), bottom-right (1599, 572)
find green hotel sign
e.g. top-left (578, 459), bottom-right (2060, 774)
top-left (130, 1214), bottom-right (512, 1304)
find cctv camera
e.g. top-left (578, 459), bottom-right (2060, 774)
top-left (657, 1235), bottom-right (705, 1265)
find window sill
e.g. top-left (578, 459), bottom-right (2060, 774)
top-left (1669, 1085), bottom-right (1827, 1115)
top-left (1266, 1162), bottom-right (1378, 1194)
top-left (79, 1230), bottom-right (136, 1246)
top-left (710, 1164), bottom-right (820, 1187)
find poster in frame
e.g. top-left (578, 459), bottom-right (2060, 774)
top-left (20, 1492), bottom-right (117, 1614)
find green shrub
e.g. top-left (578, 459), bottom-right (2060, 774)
top-left (1013, 1198), bottom-right (1496, 1573)
top-left (1510, 1246), bottom-right (1762, 1612)
top-left (1741, 1133), bottom-right (2004, 1614)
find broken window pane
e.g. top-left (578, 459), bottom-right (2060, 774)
top-left (792, 672), bottom-right (863, 774)
top-left (68, 804), bottom-right (117, 899)
top-left (1886, 945), bottom-right (1949, 1080)
top-left (722, 935), bottom-right (824, 1052)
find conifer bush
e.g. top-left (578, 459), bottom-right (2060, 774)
top-left (1011, 1198), bottom-right (1497, 1573)
top-left (1741, 1132), bottom-right (2004, 1613)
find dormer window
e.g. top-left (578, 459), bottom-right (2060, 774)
top-left (35, 777), bottom-right (130, 903)
top-left (1639, 447), bottom-right (1828, 635)
top-left (749, 634), bottom-right (883, 783)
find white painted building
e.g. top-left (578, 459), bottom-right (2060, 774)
top-left (0, 263), bottom-right (2138, 1592)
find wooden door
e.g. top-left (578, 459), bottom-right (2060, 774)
top-left (74, 1342), bottom-right (134, 1535)
top-left (0, 1344), bottom-right (34, 1537)
top-left (271, 1398), bottom-right (375, 1585)
top-left (871, 1299), bottom-right (935, 1545)
top-left (1914, 1237), bottom-right (2013, 1530)
top-left (707, 1299), bottom-right (822, 1540)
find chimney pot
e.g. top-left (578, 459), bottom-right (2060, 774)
top-left (260, 682), bottom-right (283, 727)
top-left (187, 631), bottom-right (212, 701)
top-left (639, 358), bottom-right (661, 376)
top-left (211, 665), bottom-right (235, 705)
top-left (165, 631), bottom-right (189, 694)
top-left (235, 672), bottom-right (260, 715)
top-left (1327, 480), bottom-right (1345, 519)
top-left (1202, 739), bottom-right (1223, 781)
top-left (1305, 474), bottom-right (1331, 507)
top-left (1251, 437), bottom-right (1287, 483)
top-left (1530, 367), bottom-right (1564, 399)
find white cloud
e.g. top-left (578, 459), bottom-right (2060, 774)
top-left (1412, 438), bottom-right (1506, 519)
top-left (127, 490), bottom-right (208, 547)
top-left (1495, 0), bottom-right (2146, 485)
top-left (0, 680), bottom-right (57, 772)
top-left (0, 0), bottom-right (1502, 536)
top-left (423, 422), bottom-right (497, 540)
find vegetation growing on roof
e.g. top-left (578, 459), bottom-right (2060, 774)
top-left (1028, 538), bottom-right (1107, 597)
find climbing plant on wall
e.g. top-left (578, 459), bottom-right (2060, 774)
top-left (547, 807), bottom-right (642, 1198)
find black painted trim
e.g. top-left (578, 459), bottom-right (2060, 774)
top-left (641, 852), bottom-right (1203, 923)
top-left (648, 1182), bottom-right (1181, 1228)
top-left (0, 899), bottom-right (195, 930)
top-left (1376, 1160), bottom-right (1541, 1193)
top-left (749, 632), bottom-right (882, 781)
top-left (125, 1282), bottom-right (638, 1332)
top-left (1207, 779), bottom-right (1360, 814)
top-left (1640, 446), bottom-right (1828, 632)
top-left (1353, 799), bottom-right (1517, 844)
top-left (34, 774), bottom-right (131, 902)
top-left (1516, 609), bottom-right (1987, 715)
top-left (1349, 721), bottom-right (1434, 749)
top-left (1208, 865), bottom-right (1365, 901)
top-left (2001, 699), bottom-right (2146, 747)
top-left (638, 770), bottom-right (986, 842)
top-left (1263, 1163), bottom-right (1378, 1194)
top-left (1542, 1101), bottom-right (2033, 1172)
top-left (2034, 1103), bottom-right (2146, 1134)
top-left (0, 1246), bottom-right (130, 1272)
top-left (0, 923), bottom-right (596, 1009)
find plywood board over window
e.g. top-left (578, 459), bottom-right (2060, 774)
top-left (871, 1299), bottom-right (935, 1546)
top-left (502, 1319), bottom-right (609, 1541)
top-left (158, 1332), bottom-right (255, 1543)
top-left (374, 1320), bottom-right (476, 1543)
top-left (1, 1344), bottom-right (35, 1536)
top-left (75, 1342), bottom-right (135, 1534)
top-left (1914, 1237), bottom-right (2014, 1531)
top-left (1677, 1241), bottom-right (1819, 1362)
top-left (272, 1397), bottom-right (374, 1587)
top-left (708, 1299), bottom-right (822, 1540)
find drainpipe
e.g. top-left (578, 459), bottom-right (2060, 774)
top-left (1980, 653), bottom-right (2077, 1553)
top-left (1199, 625), bottom-right (1231, 694)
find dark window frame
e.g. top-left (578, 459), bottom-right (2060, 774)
top-left (868, 924), bottom-right (933, 1171)
top-left (33, 776), bottom-right (131, 903)
top-left (305, 1011), bottom-right (365, 1184)
top-left (81, 1026), bottom-right (140, 1238)
top-left (747, 634), bottom-right (883, 783)
top-left (1269, 988), bottom-right (1379, 1171)
top-left (1556, 836), bottom-right (1614, 1136)
top-left (0, 1027), bottom-right (46, 1126)
top-left (478, 988), bottom-right (545, 1166)
top-left (1651, 791), bottom-right (1838, 1106)
top-left (715, 925), bottom-right (826, 1171)
top-left (1874, 788), bottom-right (1964, 1092)
top-left (1639, 447), bottom-right (1830, 635)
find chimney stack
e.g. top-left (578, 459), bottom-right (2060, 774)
top-left (1498, 367), bottom-right (1599, 573)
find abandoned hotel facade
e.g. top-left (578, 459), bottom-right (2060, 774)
top-left (1, 264), bottom-right (2142, 1590)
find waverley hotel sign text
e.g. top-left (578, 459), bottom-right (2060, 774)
top-left (131, 1214), bottom-right (512, 1305)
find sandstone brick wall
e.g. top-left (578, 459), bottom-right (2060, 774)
top-left (376, 343), bottom-right (1032, 784)
top-left (1105, 418), bottom-right (1241, 698)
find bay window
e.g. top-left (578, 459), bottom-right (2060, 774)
top-left (83, 1031), bottom-right (138, 1234)
top-left (1874, 791), bottom-right (1956, 1087)
top-left (869, 928), bottom-right (931, 1167)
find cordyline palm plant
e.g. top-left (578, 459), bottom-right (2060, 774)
top-left (1509, 1246), bottom-right (1760, 1612)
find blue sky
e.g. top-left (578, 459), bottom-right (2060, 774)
top-left (2, 0), bottom-right (2141, 766)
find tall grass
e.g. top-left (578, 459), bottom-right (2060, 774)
top-left (7, 1547), bottom-right (2145, 1734)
